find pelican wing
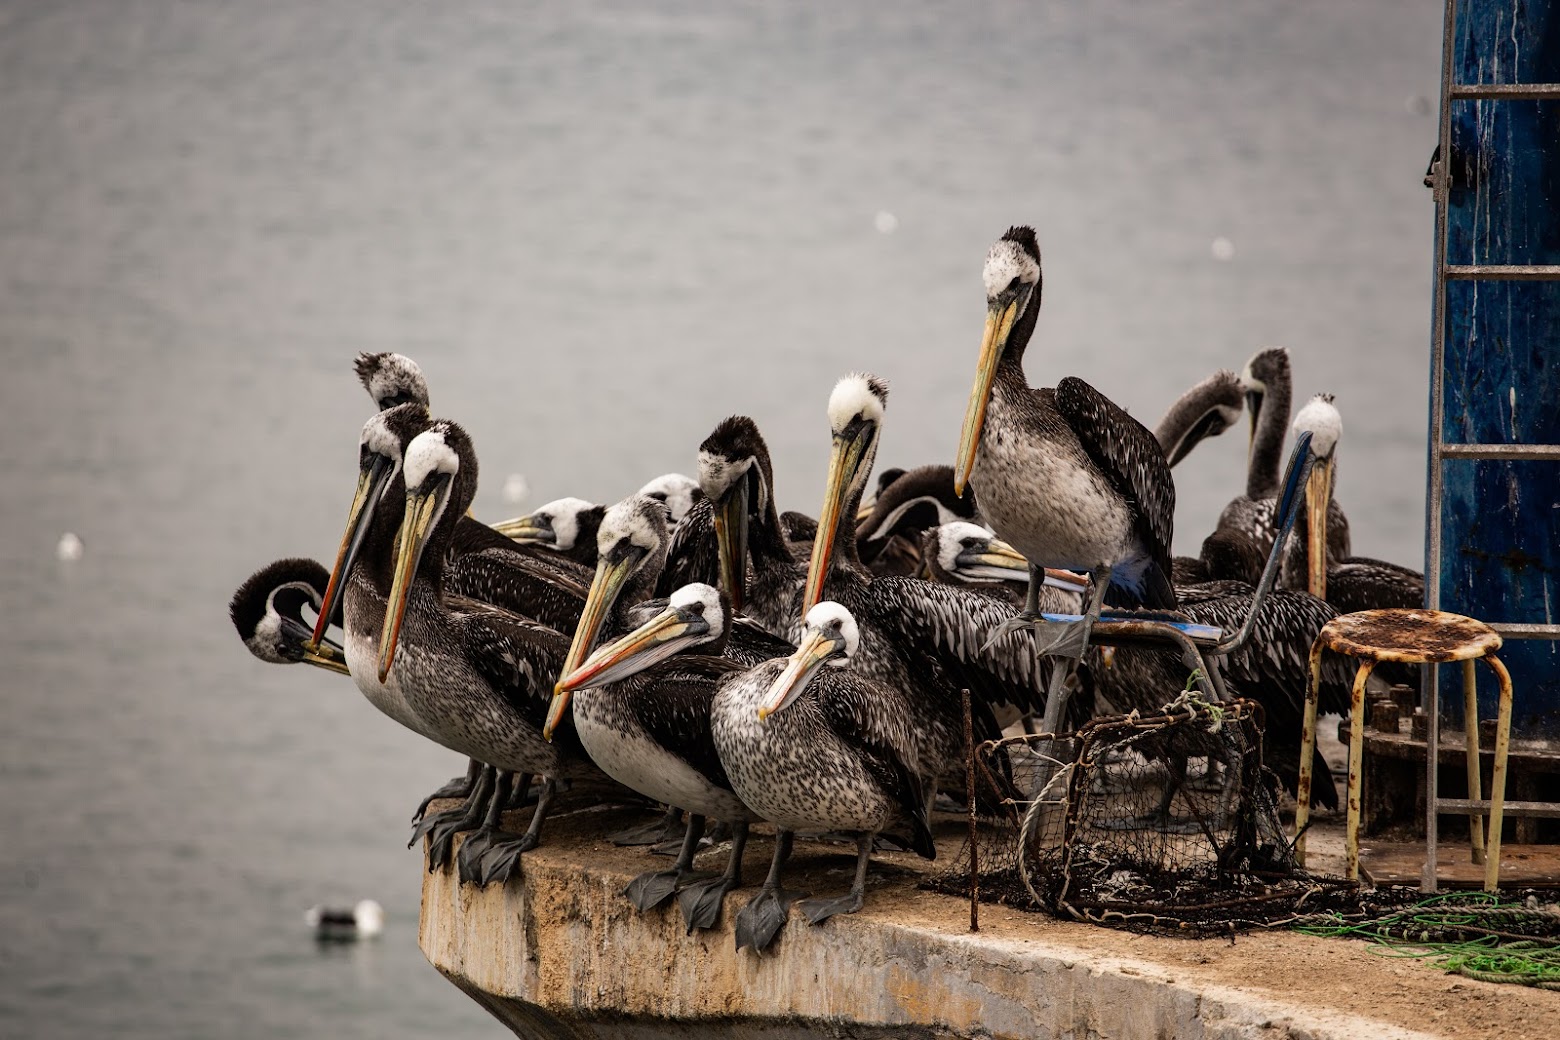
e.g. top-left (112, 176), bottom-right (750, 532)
top-left (820, 675), bottom-right (935, 859)
top-left (658, 497), bottom-right (720, 597)
top-left (860, 576), bottom-right (1054, 717)
top-left (1054, 377), bottom-right (1176, 606)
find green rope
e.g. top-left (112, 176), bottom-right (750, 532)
top-left (1292, 892), bottom-right (1560, 990)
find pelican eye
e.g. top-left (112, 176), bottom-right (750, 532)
top-left (685, 600), bottom-right (705, 616)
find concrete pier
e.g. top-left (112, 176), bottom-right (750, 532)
top-left (419, 807), bottom-right (1554, 1039)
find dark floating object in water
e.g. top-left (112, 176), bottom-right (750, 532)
top-left (304, 899), bottom-right (384, 941)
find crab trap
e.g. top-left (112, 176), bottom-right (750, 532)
top-left (929, 696), bottom-right (1364, 936)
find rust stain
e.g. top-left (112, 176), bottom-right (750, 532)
top-left (1321, 609), bottom-right (1501, 664)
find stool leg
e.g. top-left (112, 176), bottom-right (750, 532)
top-left (1482, 655), bottom-right (1513, 893)
top-left (1294, 639), bottom-right (1327, 866)
top-left (1461, 658), bottom-right (1485, 865)
top-left (1346, 660), bottom-right (1375, 883)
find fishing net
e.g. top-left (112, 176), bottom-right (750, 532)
top-left (928, 693), bottom-right (1367, 936)
top-left (1290, 892), bottom-right (1560, 990)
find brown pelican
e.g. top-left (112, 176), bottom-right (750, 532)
top-left (1153, 368), bottom-right (1246, 467)
top-left (230, 558), bottom-right (349, 674)
top-left (555, 582), bottom-right (791, 931)
top-left (1283, 394), bottom-right (1423, 613)
top-left (376, 421), bottom-right (612, 884)
top-left (492, 497), bottom-right (606, 567)
top-left (309, 405), bottom-right (589, 871)
top-left (713, 601), bottom-right (935, 952)
top-left (854, 464), bottom-right (977, 577)
top-left (1208, 349), bottom-right (1350, 581)
top-left (953, 226), bottom-right (1176, 658)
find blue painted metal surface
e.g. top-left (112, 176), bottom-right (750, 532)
top-left (1435, 0), bottom-right (1560, 735)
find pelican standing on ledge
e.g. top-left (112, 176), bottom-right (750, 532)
top-left (953, 226), bottom-right (1176, 657)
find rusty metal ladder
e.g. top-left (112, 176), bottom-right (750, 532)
top-left (1422, 0), bottom-right (1560, 891)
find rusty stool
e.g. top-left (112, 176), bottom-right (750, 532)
top-left (1293, 609), bottom-right (1512, 891)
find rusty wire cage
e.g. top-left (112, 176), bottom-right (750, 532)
top-left (929, 695), bottom-right (1359, 936)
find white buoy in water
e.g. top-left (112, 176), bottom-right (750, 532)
top-left (56, 532), bottom-right (84, 562)
top-left (304, 899), bottom-right (384, 941)
top-left (501, 473), bottom-right (528, 505)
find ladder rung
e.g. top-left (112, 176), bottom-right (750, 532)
top-left (1450, 83), bottom-right (1560, 100)
top-left (1439, 443), bottom-right (1560, 461)
top-left (1434, 799), bottom-right (1560, 819)
top-left (1444, 264), bottom-right (1560, 281)
top-left (1491, 623), bottom-right (1560, 639)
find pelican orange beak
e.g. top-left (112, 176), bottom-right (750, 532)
top-left (544, 545), bottom-right (644, 740)
top-left (491, 513), bottom-right (552, 545)
top-left (711, 477), bottom-right (750, 614)
top-left (376, 473), bottom-right (451, 683)
top-left (311, 452), bottom-right (395, 650)
top-left (556, 603), bottom-right (711, 694)
top-left (802, 419), bottom-right (878, 613)
top-left (1305, 453), bottom-right (1334, 601)
top-left (954, 293), bottom-right (1026, 496)
top-left (759, 627), bottom-right (842, 720)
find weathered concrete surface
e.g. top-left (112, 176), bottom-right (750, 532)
top-left (419, 807), bottom-right (1550, 1040)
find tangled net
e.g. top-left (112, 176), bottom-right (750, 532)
top-left (928, 694), bottom-right (1367, 936)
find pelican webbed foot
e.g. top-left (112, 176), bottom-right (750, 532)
top-left (625, 868), bottom-right (716, 912)
top-left (733, 885), bottom-right (804, 953)
top-left (677, 821), bottom-right (749, 933)
top-left (411, 762), bottom-right (481, 825)
top-left (795, 834), bottom-right (871, 927)
top-left (609, 805), bottom-right (683, 847)
top-left (413, 767), bottom-right (496, 871)
top-left (796, 889), bottom-right (865, 926)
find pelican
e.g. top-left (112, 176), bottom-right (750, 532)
top-left (308, 405), bottom-right (589, 867)
top-left (1152, 368), bottom-right (1246, 467)
top-left (556, 582), bottom-right (791, 930)
top-left (1283, 394), bottom-right (1424, 613)
top-left (492, 497), bottom-right (606, 566)
top-left (637, 472), bottom-right (704, 524)
top-left (376, 421), bottom-right (611, 884)
top-left (919, 523), bottom-right (1087, 611)
top-left (713, 601), bottom-right (935, 952)
top-left (856, 466), bottom-right (906, 520)
top-left (695, 415), bottom-right (805, 633)
top-left (230, 558), bottom-right (349, 674)
top-left (854, 464), bottom-right (977, 577)
top-left (354, 351), bottom-right (430, 412)
top-left (953, 226), bottom-right (1176, 658)
top-left (1208, 349), bottom-right (1350, 580)
top-left (802, 373), bottom-right (1077, 757)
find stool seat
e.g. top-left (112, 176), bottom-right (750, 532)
top-left (1297, 607), bottom-right (1514, 892)
top-left (1317, 609), bottom-right (1501, 664)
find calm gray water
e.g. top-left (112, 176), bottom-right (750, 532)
top-left (0, 2), bottom-right (1439, 1036)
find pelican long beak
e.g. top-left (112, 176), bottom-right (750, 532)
top-left (544, 547), bottom-right (643, 740)
top-left (491, 514), bottom-right (552, 545)
top-left (802, 422), bottom-right (878, 614)
top-left (712, 479), bottom-right (750, 614)
top-left (301, 646), bottom-right (352, 675)
top-left (1306, 454), bottom-right (1334, 601)
top-left (955, 538), bottom-right (1032, 583)
top-left (311, 454), bottom-right (394, 650)
top-left (556, 604), bottom-right (711, 694)
top-left (759, 628), bottom-right (840, 720)
top-left (376, 476), bottom-right (450, 683)
top-left (954, 295), bottom-right (1024, 496)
